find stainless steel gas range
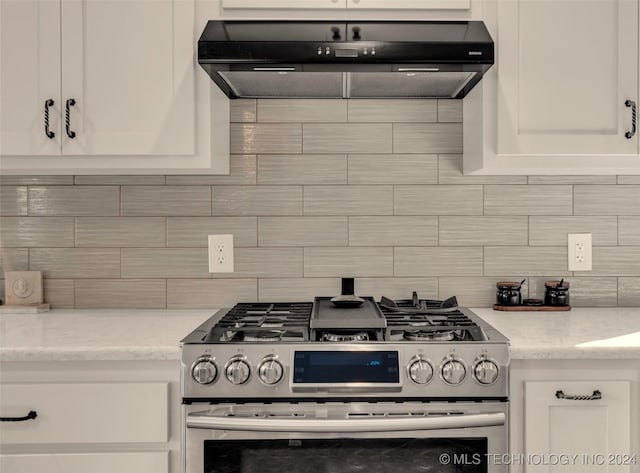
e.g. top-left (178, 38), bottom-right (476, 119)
top-left (181, 292), bottom-right (510, 473)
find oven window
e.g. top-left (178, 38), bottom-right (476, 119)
top-left (204, 438), bottom-right (487, 473)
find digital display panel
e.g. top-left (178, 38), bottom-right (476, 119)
top-left (293, 351), bottom-right (399, 384)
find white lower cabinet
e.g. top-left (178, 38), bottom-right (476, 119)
top-left (525, 381), bottom-right (631, 473)
top-left (0, 361), bottom-right (180, 473)
top-left (1, 452), bottom-right (168, 473)
top-left (510, 360), bottom-right (639, 473)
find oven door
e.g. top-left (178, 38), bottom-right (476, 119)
top-left (184, 401), bottom-right (508, 473)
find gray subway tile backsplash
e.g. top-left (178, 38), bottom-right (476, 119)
top-left (121, 186), bottom-right (211, 216)
top-left (76, 217), bottom-right (166, 247)
top-left (1, 98), bottom-right (639, 308)
top-left (347, 154), bottom-right (437, 185)
top-left (303, 123), bottom-right (392, 154)
top-left (258, 217), bottom-right (348, 247)
top-left (393, 123), bottom-right (462, 154)
top-left (121, 248), bottom-right (210, 279)
top-left (574, 185), bottom-right (640, 215)
top-left (484, 185), bottom-right (573, 215)
top-left (28, 186), bottom-right (120, 216)
top-left (395, 247), bottom-right (483, 277)
top-left (29, 248), bottom-right (121, 278)
top-left (304, 247), bottom-right (393, 277)
top-left (304, 185), bottom-right (393, 216)
top-left (213, 186), bottom-right (302, 216)
top-left (258, 154), bottom-right (347, 185)
top-left (348, 216), bottom-right (438, 247)
top-left (167, 217), bottom-right (257, 248)
top-left (0, 186), bottom-right (27, 216)
top-left (394, 185), bottom-right (483, 215)
top-left (439, 216), bottom-right (528, 246)
top-left (75, 279), bottom-right (167, 309)
top-left (529, 216), bottom-right (618, 246)
top-left (258, 99), bottom-right (347, 123)
top-left (0, 217), bottom-right (74, 248)
top-left (348, 100), bottom-right (437, 123)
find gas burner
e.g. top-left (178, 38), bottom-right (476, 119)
top-left (243, 331), bottom-right (283, 342)
top-left (322, 331), bottom-right (369, 342)
top-left (403, 330), bottom-right (457, 342)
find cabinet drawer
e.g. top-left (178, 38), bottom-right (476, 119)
top-left (0, 452), bottom-right (168, 473)
top-left (0, 383), bottom-right (168, 444)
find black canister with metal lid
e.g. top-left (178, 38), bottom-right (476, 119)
top-left (496, 280), bottom-right (524, 306)
top-left (544, 280), bottom-right (570, 306)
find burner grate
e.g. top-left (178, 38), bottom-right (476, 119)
top-left (206, 302), bottom-right (313, 342)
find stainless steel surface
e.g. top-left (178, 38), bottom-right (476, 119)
top-left (184, 401), bottom-right (509, 473)
top-left (186, 411), bottom-right (506, 432)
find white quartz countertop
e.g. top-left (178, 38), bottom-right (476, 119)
top-left (0, 309), bottom-right (216, 361)
top-left (473, 307), bottom-right (640, 359)
top-left (1, 307), bottom-right (639, 362)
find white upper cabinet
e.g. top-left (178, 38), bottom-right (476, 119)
top-left (1, 0), bottom-right (193, 157)
top-left (497, 0), bottom-right (638, 156)
top-left (222, 0), bottom-right (470, 9)
top-left (60, 0), bottom-right (194, 156)
top-left (0, 1), bottom-right (61, 156)
top-left (464, 0), bottom-right (640, 174)
top-left (0, 0), bottom-right (229, 174)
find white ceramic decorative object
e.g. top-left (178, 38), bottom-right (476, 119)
top-left (4, 271), bottom-right (44, 306)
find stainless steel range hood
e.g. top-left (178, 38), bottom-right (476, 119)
top-left (198, 21), bottom-right (494, 99)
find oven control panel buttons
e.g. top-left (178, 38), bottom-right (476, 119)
top-left (441, 357), bottom-right (467, 385)
top-left (258, 356), bottom-right (284, 385)
top-left (225, 357), bottom-right (251, 385)
top-left (407, 356), bottom-right (433, 385)
top-left (191, 356), bottom-right (218, 385)
top-left (473, 357), bottom-right (499, 385)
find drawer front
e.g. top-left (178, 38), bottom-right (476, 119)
top-left (0, 383), bottom-right (168, 444)
top-left (0, 452), bottom-right (168, 473)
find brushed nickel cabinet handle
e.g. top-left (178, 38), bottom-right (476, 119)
top-left (44, 99), bottom-right (55, 139)
top-left (0, 410), bottom-right (38, 422)
top-left (625, 100), bottom-right (636, 139)
top-left (555, 389), bottom-right (602, 401)
top-left (65, 98), bottom-right (76, 138)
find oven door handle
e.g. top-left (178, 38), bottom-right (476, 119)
top-left (186, 412), bottom-right (506, 432)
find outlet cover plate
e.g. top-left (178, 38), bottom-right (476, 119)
top-left (568, 233), bottom-right (592, 271)
top-left (208, 234), bottom-right (234, 273)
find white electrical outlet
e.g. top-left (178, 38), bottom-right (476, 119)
top-left (208, 234), bottom-right (234, 273)
top-left (568, 233), bottom-right (592, 271)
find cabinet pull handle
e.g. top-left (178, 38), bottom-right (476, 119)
top-left (44, 99), bottom-right (55, 139)
top-left (65, 98), bottom-right (76, 138)
top-left (555, 389), bottom-right (601, 401)
top-left (625, 100), bottom-right (636, 139)
top-left (0, 410), bottom-right (38, 422)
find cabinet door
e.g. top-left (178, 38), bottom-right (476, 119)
top-left (347, 0), bottom-right (470, 9)
top-left (0, 0), bottom-right (61, 155)
top-left (0, 452), bottom-right (168, 473)
top-left (497, 0), bottom-right (638, 155)
top-left (222, 0), bottom-right (346, 8)
top-left (60, 0), bottom-right (194, 155)
top-left (524, 380), bottom-right (631, 472)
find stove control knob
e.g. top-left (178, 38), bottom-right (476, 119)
top-left (408, 356), bottom-right (433, 385)
top-left (441, 357), bottom-right (467, 385)
top-left (258, 356), bottom-right (284, 385)
top-left (191, 357), bottom-right (217, 385)
top-left (225, 357), bottom-right (251, 385)
top-left (473, 358), bottom-right (499, 385)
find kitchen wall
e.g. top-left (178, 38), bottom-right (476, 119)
top-left (1, 99), bottom-right (639, 308)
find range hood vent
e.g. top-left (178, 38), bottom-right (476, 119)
top-left (198, 20), bottom-right (494, 99)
